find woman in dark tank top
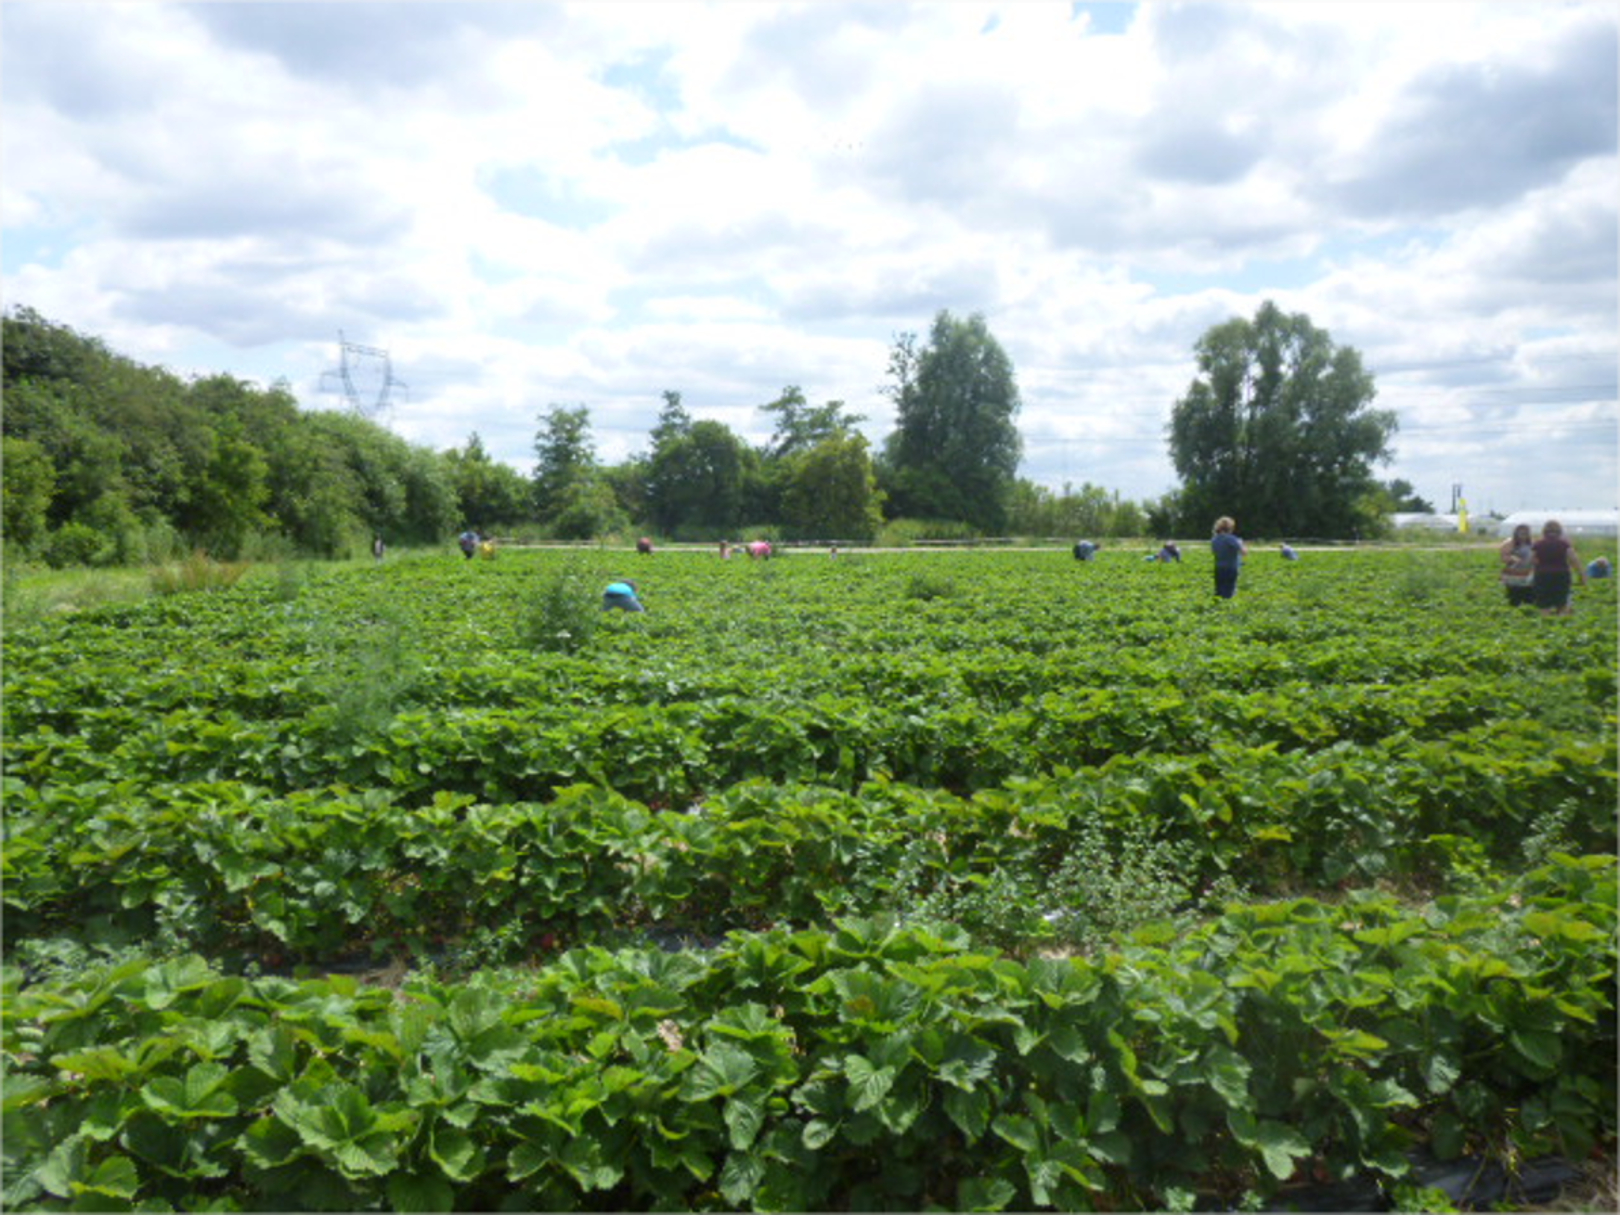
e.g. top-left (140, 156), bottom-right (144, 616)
top-left (1530, 520), bottom-right (1586, 617)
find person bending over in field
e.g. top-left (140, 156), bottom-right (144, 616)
top-left (1156, 541), bottom-right (1182, 563)
top-left (1073, 540), bottom-right (1097, 561)
top-left (602, 580), bottom-right (645, 612)
top-left (1211, 517), bottom-right (1246, 599)
top-left (1531, 520), bottom-right (1585, 617)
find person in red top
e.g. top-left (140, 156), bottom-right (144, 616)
top-left (1530, 519), bottom-right (1586, 617)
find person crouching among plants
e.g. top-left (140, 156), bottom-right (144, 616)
top-left (602, 580), bottom-right (645, 612)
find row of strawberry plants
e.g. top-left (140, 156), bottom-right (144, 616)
top-left (6, 855), bottom-right (1614, 1212)
top-left (6, 549), bottom-right (1610, 739)
top-left (6, 596), bottom-right (1608, 741)
top-left (4, 669), bottom-right (1596, 810)
top-left (8, 722), bottom-right (1611, 963)
top-left (7, 615), bottom-right (1592, 735)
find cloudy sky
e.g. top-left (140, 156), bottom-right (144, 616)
top-left (4, 1), bottom-right (1616, 516)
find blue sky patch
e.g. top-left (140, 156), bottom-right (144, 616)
top-left (2, 227), bottom-right (73, 276)
top-left (602, 48), bottom-right (681, 112)
top-left (478, 166), bottom-right (612, 228)
top-left (1072, 2), bottom-right (1135, 36)
top-left (1140, 252), bottom-right (1324, 297)
top-left (608, 126), bottom-right (762, 168)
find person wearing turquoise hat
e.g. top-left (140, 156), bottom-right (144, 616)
top-left (602, 580), bottom-right (645, 612)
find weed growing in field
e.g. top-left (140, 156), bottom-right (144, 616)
top-left (148, 549), bottom-right (249, 595)
top-left (522, 566), bottom-right (600, 653)
top-left (903, 571), bottom-right (958, 601)
top-left (1, 560), bottom-right (47, 628)
top-left (270, 559), bottom-right (313, 603)
top-left (1391, 556), bottom-right (1462, 605)
top-left (1040, 817), bottom-right (1198, 954)
top-left (308, 602), bottom-right (423, 741)
top-left (1523, 798), bottom-right (1585, 867)
top-left (872, 815), bottom-right (1200, 953)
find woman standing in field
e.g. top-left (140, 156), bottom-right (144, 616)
top-left (1211, 516), bottom-right (1246, 599)
top-left (1531, 520), bottom-right (1586, 617)
top-left (1498, 523), bottom-right (1535, 607)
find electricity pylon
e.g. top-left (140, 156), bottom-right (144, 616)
top-left (319, 330), bottom-right (408, 421)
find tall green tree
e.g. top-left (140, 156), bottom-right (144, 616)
top-left (760, 385), bottom-right (865, 461)
top-left (398, 446), bottom-right (461, 545)
top-left (755, 386), bottom-right (866, 525)
top-left (643, 390), bottom-right (693, 530)
top-left (1, 436), bottom-right (56, 557)
top-left (533, 406), bottom-right (622, 539)
top-left (647, 419), bottom-right (755, 536)
top-left (1382, 478), bottom-right (1435, 513)
top-left (443, 433), bottom-right (530, 529)
top-left (649, 390), bottom-right (691, 450)
top-left (780, 431), bottom-right (885, 541)
top-left (881, 311), bottom-right (1023, 532)
top-left (1167, 301), bottom-right (1395, 538)
top-left (183, 427), bottom-right (271, 557)
top-left (533, 407), bottom-right (597, 516)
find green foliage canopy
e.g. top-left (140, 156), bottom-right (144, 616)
top-left (443, 433), bottom-right (531, 531)
top-left (2, 308), bottom-right (467, 561)
top-left (882, 310), bottom-right (1023, 533)
top-left (779, 430), bottom-right (885, 541)
top-left (1166, 300), bottom-right (1396, 538)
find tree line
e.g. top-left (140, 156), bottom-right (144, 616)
top-left (2, 301), bottom-right (1410, 567)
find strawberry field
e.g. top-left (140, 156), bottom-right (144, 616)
top-left (4, 545), bottom-right (1616, 1211)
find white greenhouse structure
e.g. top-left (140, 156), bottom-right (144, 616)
top-left (1494, 510), bottom-right (1619, 539)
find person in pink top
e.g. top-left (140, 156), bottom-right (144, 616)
top-left (1530, 519), bottom-right (1586, 617)
top-left (747, 539), bottom-right (772, 559)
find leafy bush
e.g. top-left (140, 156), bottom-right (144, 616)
top-left (42, 522), bottom-right (105, 568)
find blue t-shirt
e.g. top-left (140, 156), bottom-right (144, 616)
top-left (1211, 533), bottom-right (1244, 569)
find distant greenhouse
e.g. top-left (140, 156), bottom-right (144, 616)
top-left (1495, 510), bottom-right (1619, 539)
top-left (1391, 513), bottom-right (1468, 532)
